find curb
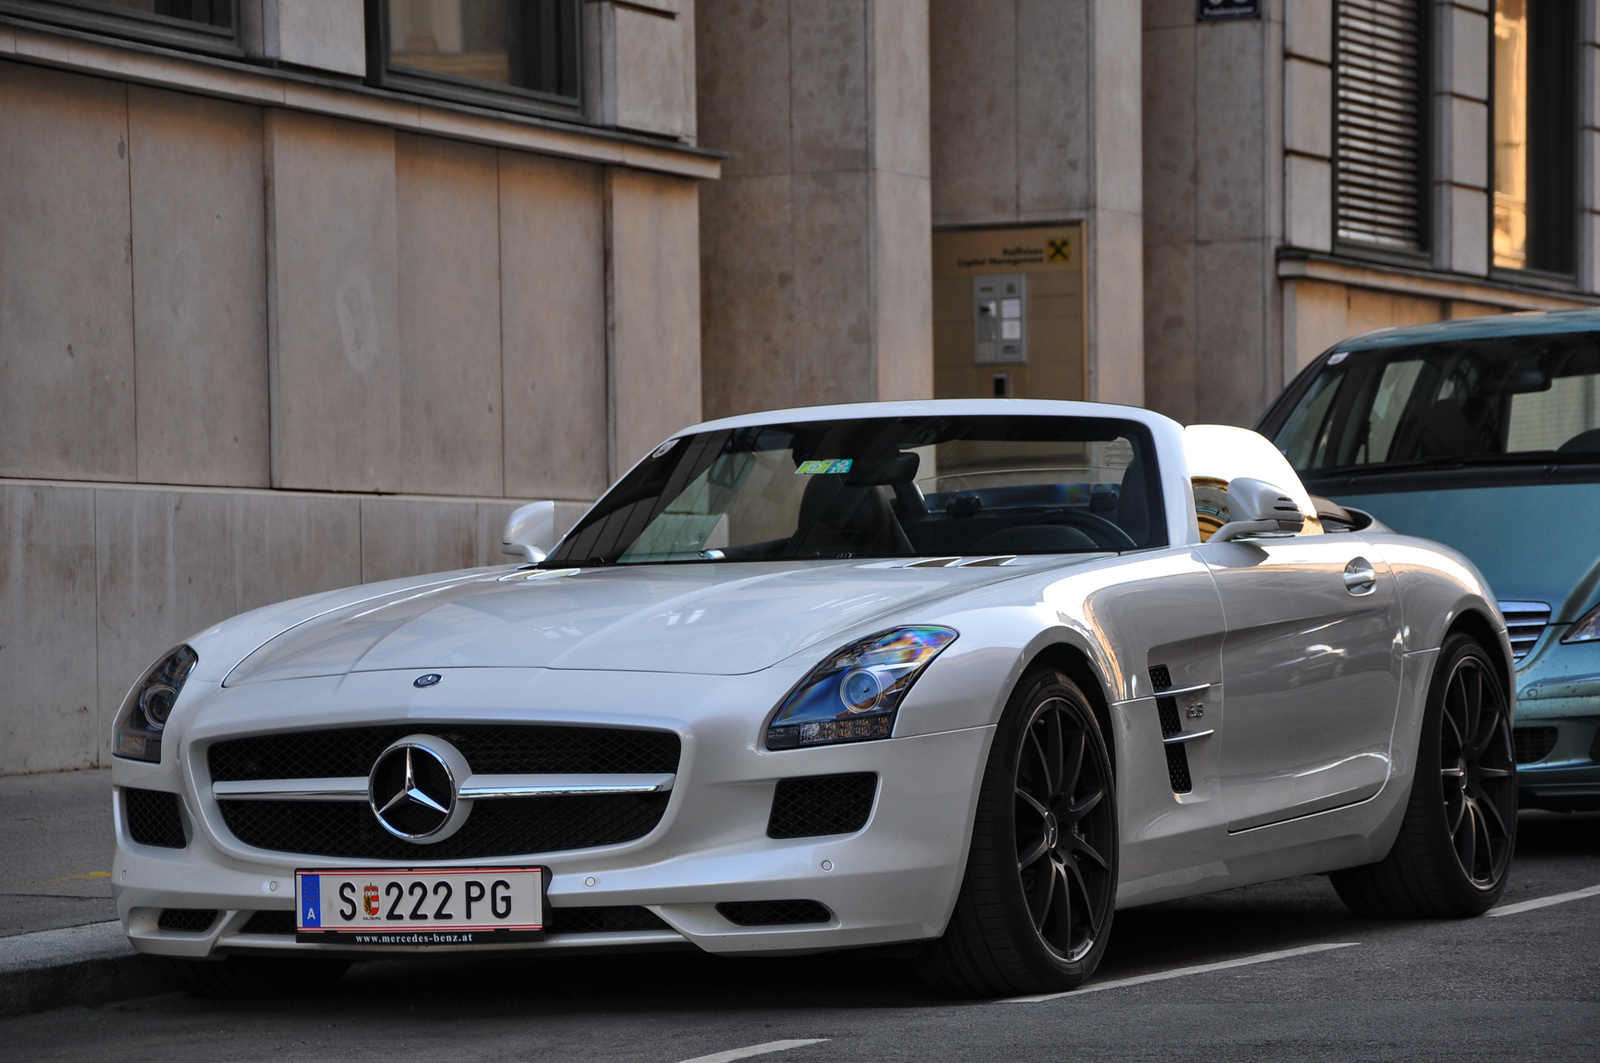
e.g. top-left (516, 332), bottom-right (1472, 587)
top-left (0, 922), bottom-right (170, 1017)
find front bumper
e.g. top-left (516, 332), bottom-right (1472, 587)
top-left (1513, 638), bottom-right (1600, 811)
top-left (111, 667), bottom-right (994, 960)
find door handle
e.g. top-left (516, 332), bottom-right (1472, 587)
top-left (1343, 557), bottom-right (1377, 595)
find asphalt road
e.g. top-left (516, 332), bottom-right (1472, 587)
top-left (4, 810), bottom-right (1597, 1063)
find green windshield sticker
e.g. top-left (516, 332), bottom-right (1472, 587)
top-left (795, 459), bottom-right (854, 475)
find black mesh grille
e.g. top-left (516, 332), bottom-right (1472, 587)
top-left (158, 908), bottom-right (217, 932)
top-left (1514, 726), bottom-right (1560, 764)
top-left (219, 793), bottom-right (670, 860)
top-left (546, 906), bottom-right (670, 934)
top-left (240, 910), bottom-right (297, 935)
top-left (1149, 665), bottom-right (1173, 692)
top-left (1155, 695), bottom-right (1191, 793)
top-left (767, 773), bottom-right (877, 839)
top-left (716, 900), bottom-right (832, 926)
top-left (208, 724), bottom-right (680, 782)
top-left (1163, 745), bottom-right (1193, 794)
top-left (125, 788), bottom-right (186, 848)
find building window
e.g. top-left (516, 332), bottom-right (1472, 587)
top-left (1492, 0), bottom-right (1576, 274)
top-left (0, 0), bottom-right (236, 50)
top-left (376, 0), bottom-right (580, 110)
top-left (1334, 0), bottom-right (1428, 255)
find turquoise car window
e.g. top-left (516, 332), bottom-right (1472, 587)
top-left (1270, 333), bottom-right (1600, 472)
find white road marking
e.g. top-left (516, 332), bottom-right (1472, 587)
top-left (998, 941), bottom-right (1361, 1003)
top-left (675, 1039), bottom-right (830, 1063)
top-left (1486, 883), bottom-right (1600, 917)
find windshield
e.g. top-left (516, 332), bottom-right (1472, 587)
top-left (547, 415), bottom-right (1165, 565)
top-left (1270, 333), bottom-right (1600, 475)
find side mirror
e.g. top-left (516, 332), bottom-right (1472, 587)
top-left (502, 501), bottom-right (557, 563)
top-left (1210, 477), bottom-right (1305, 542)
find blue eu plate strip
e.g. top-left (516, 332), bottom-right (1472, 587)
top-left (301, 874), bottom-right (321, 928)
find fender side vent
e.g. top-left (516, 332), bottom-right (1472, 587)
top-left (125, 788), bottom-right (186, 849)
top-left (1156, 695), bottom-right (1193, 793)
top-left (716, 900), bottom-right (832, 926)
top-left (1149, 665), bottom-right (1173, 692)
top-left (158, 908), bottom-right (218, 933)
top-left (1513, 726), bottom-right (1559, 764)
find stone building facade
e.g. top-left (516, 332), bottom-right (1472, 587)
top-left (5, 0), bottom-right (1600, 773)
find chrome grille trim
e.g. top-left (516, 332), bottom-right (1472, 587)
top-left (1499, 600), bottom-right (1552, 662)
top-left (212, 773), bottom-right (676, 802)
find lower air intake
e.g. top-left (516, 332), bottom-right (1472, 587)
top-left (767, 773), bottom-right (878, 839)
top-left (125, 788), bottom-right (186, 848)
top-left (546, 906), bottom-right (670, 934)
top-left (240, 910), bottom-right (296, 935)
top-left (716, 900), bottom-right (832, 926)
top-left (158, 908), bottom-right (218, 933)
top-left (1514, 726), bottom-right (1559, 764)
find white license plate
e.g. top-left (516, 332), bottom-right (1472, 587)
top-left (295, 866), bottom-right (545, 945)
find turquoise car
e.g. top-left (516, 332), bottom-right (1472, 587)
top-left (1258, 309), bottom-right (1600, 812)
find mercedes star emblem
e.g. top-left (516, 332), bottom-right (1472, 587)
top-left (367, 738), bottom-right (464, 841)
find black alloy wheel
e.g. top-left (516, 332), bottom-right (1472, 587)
top-left (1439, 650), bottom-right (1517, 888)
top-left (1014, 693), bottom-right (1116, 962)
top-left (1331, 632), bottom-right (1516, 918)
top-left (917, 669), bottom-right (1118, 996)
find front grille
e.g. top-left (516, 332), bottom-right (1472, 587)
top-left (1500, 601), bottom-right (1552, 662)
top-left (1514, 726), bottom-right (1560, 765)
top-left (1155, 696), bottom-right (1192, 794)
top-left (219, 793), bottom-right (670, 860)
top-left (767, 773), bottom-right (878, 839)
top-left (546, 906), bottom-right (670, 934)
top-left (158, 908), bottom-right (218, 932)
top-left (716, 900), bottom-right (832, 926)
top-left (240, 910), bottom-right (297, 935)
top-left (209, 724), bottom-right (680, 782)
top-left (125, 788), bottom-right (186, 848)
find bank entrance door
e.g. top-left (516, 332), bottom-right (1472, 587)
top-left (932, 223), bottom-right (1086, 401)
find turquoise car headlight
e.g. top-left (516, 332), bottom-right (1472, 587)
top-left (1561, 603), bottom-right (1600, 644)
top-left (112, 645), bottom-right (197, 763)
top-left (766, 627), bottom-right (957, 749)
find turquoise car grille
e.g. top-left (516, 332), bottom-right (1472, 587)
top-left (1499, 601), bottom-right (1551, 662)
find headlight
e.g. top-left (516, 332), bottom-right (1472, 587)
top-left (1561, 603), bottom-right (1600, 644)
top-left (766, 627), bottom-right (957, 749)
top-left (112, 645), bottom-right (198, 763)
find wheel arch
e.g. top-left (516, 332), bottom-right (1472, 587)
top-left (1019, 642), bottom-right (1117, 771)
top-left (1443, 606), bottom-right (1515, 706)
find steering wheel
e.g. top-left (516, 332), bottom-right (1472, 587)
top-left (1035, 509), bottom-right (1139, 550)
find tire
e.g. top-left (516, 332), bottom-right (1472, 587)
top-left (156, 955), bottom-right (351, 1000)
top-left (917, 669), bottom-right (1118, 997)
top-left (1331, 632), bottom-right (1516, 918)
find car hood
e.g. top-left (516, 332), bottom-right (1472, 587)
top-left (1332, 482), bottom-right (1600, 622)
top-left (223, 559), bottom-right (1058, 685)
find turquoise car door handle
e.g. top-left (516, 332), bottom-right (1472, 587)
top-left (1344, 557), bottom-right (1377, 595)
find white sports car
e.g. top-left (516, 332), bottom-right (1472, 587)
top-left (111, 400), bottom-right (1517, 998)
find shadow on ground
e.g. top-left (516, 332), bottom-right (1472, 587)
top-left (122, 809), bottom-right (1600, 1022)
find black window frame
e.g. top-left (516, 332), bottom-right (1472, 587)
top-left (1331, 0), bottom-right (1433, 266)
top-left (0, 0), bottom-right (240, 56)
top-left (1489, 0), bottom-right (1579, 282)
top-left (364, 0), bottom-right (583, 121)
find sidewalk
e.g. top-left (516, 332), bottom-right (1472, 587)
top-left (0, 769), bottom-right (166, 1016)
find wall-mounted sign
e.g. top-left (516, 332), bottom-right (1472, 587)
top-left (932, 224), bottom-right (1084, 402)
top-left (1198, 0), bottom-right (1261, 20)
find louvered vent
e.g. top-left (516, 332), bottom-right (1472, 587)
top-left (1499, 601), bottom-right (1551, 662)
top-left (1336, 0), bottom-right (1425, 250)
